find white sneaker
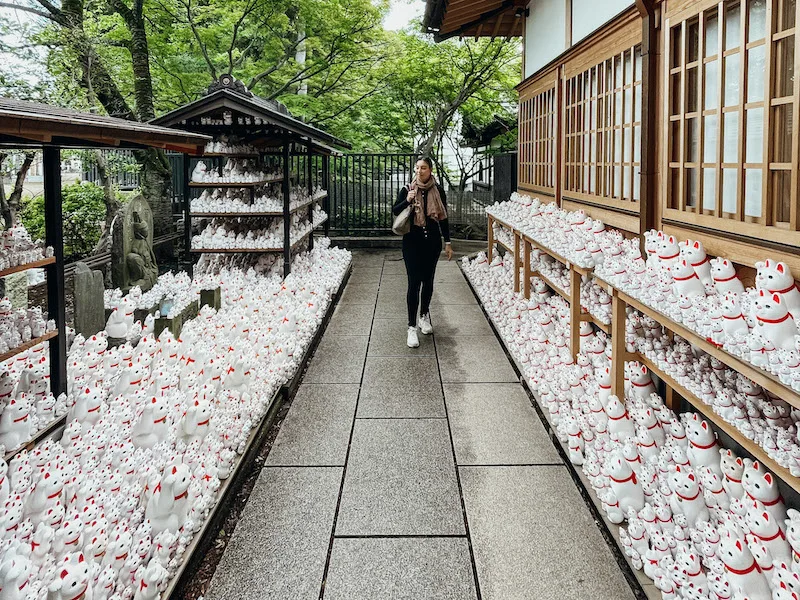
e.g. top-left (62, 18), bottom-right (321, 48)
top-left (407, 326), bottom-right (420, 348)
top-left (419, 314), bottom-right (433, 335)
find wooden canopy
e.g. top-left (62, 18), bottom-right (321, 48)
top-left (0, 98), bottom-right (210, 154)
top-left (150, 77), bottom-right (351, 151)
top-left (423, 0), bottom-right (526, 41)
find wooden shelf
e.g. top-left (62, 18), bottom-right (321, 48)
top-left (0, 256), bottom-right (55, 278)
top-left (4, 413), bottom-right (67, 462)
top-left (0, 331), bottom-right (57, 364)
top-left (635, 351), bottom-right (800, 494)
top-left (615, 288), bottom-right (800, 410)
top-left (496, 238), bottom-right (514, 254)
top-left (533, 271), bottom-right (569, 300)
top-left (488, 211), bottom-right (593, 276)
top-left (580, 310), bottom-right (611, 334)
top-left (191, 228), bottom-right (313, 254)
top-left (202, 152), bottom-right (260, 157)
top-left (312, 215), bottom-right (328, 229)
top-left (190, 194), bottom-right (324, 219)
top-left (188, 177), bottom-right (282, 188)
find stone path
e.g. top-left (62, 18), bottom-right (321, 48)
top-left (205, 249), bottom-right (638, 600)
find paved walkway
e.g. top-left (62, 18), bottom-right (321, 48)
top-left (206, 249), bottom-right (636, 600)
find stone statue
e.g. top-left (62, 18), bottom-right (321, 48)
top-left (127, 212), bottom-right (158, 291)
top-left (112, 194), bottom-right (158, 293)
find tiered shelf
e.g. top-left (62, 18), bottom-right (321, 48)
top-left (0, 330), bottom-right (58, 363)
top-left (4, 413), bottom-right (67, 462)
top-left (0, 256), bottom-right (55, 278)
top-left (191, 192), bottom-right (327, 219)
top-left (188, 177), bottom-right (282, 188)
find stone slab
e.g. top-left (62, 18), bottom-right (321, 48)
top-left (265, 384), bottom-right (359, 466)
top-left (431, 304), bottom-right (493, 336)
top-left (324, 537), bottom-right (477, 600)
top-left (303, 335), bottom-right (368, 384)
top-left (361, 356), bottom-right (441, 389)
top-left (357, 383), bottom-right (446, 418)
top-left (380, 260), bottom-right (409, 275)
top-left (374, 288), bottom-right (409, 319)
top-left (444, 384), bottom-right (561, 465)
top-left (368, 318), bottom-right (435, 356)
top-left (459, 466), bottom-right (636, 600)
top-left (336, 419), bottom-right (464, 535)
top-left (205, 467), bottom-right (342, 600)
top-left (339, 282), bottom-right (379, 305)
top-left (347, 268), bottom-right (383, 284)
top-left (349, 251), bottom-right (387, 268)
top-left (436, 336), bottom-right (518, 383)
top-left (325, 303), bottom-right (375, 335)
top-left (431, 281), bottom-right (476, 305)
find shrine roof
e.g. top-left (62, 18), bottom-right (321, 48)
top-left (0, 97), bottom-right (210, 154)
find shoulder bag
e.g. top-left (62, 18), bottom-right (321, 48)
top-left (392, 185), bottom-right (413, 236)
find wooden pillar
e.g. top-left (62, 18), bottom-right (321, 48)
top-left (638, 0), bottom-right (658, 245)
top-left (322, 154), bottom-right (330, 237)
top-left (307, 140), bottom-right (315, 251)
top-left (283, 140), bottom-right (292, 277)
top-left (523, 238), bottom-right (532, 299)
top-left (513, 230), bottom-right (521, 293)
top-left (611, 290), bottom-right (628, 400)
top-left (569, 266), bottom-right (581, 359)
top-left (487, 215), bottom-right (495, 261)
top-left (182, 153), bottom-right (192, 277)
top-left (43, 146), bottom-right (66, 397)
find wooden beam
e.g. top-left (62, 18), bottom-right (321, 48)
top-left (492, 11), bottom-right (504, 37)
top-left (639, 0), bottom-right (657, 244)
top-left (437, 0), bottom-right (515, 40)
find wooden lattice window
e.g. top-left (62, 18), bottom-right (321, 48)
top-left (518, 86), bottom-right (556, 192)
top-left (563, 46), bottom-right (643, 209)
top-left (664, 0), bottom-right (800, 245)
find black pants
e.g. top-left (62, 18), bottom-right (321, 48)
top-left (402, 232), bottom-right (441, 327)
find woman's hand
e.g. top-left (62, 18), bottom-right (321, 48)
top-left (445, 243), bottom-right (453, 261)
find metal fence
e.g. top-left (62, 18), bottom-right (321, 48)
top-left (84, 150), bottom-right (519, 240)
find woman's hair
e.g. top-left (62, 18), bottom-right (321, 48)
top-left (416, 156), bottom-right (433, 169)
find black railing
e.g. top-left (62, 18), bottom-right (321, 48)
top-left (84, 151), bottom-right (519, 240)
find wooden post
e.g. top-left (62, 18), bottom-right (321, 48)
top-left (513, 230), bottom-right (521, 293)
top-left (665, 385), bottom-right (675, 410)
top-left (43, 146), bottom-right (66, 397)
top-left (307, 140), bottom-right (314, 251)
top-left (487, 215), bottom-right (494, 261)
top-left (523, 238), bottom-right (532, 300)
top-left (283, 140), bottom-right (292, 277)
top-left (322, 154), bottom-right (330, 237)
top-left (611, 290), bottom-right (628, 400)
top-left (638, 0), bottom-right (657, 244)
top-left (182, 153), bottom-right (192, 277)
top-left (569, 266), bottom-right (581, 359)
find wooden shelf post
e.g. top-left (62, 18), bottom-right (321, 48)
top-left (487, 215), bottom-right (495, 261)
top-left (43, 146), bottom-right (66, 397)
top-left (513, 229), bottom-right (521, 294)
top-left (569, 265), bottom-right (581, 359)
top-left (523, 238), bottom-right (532, 300)
top-left (610, 290), bottom-right (628, 400)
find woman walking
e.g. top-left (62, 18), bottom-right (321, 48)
top-left (392, 157), bottom-right (453, 348)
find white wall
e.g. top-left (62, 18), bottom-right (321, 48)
top-left (571, 0), bottom-right (634, 43)
top-left (524, 0), bottom-right (567, 79)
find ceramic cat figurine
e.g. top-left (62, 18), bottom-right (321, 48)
top-left (144, 463), bottom-right (192, 535)
top-left (604, 452), bottom-right (645, 513)
top-left (668, 466), bottom-right (710, 528)
top-left (672, 259), bottom-right (707, 297)
top-left (685, 414), bottom-right (722, 476)
top-left (680, 239), bottom-right (713, 286)
top-left (755, 259), bottom-right (800, 317)
top-left (711, 258), bottom-right (746, 296)
top-left (657, 234), bottom-right (681, 271)
top-left (742, 460), bottom-right (787, 530)
top-left (719, 532), bottom-right (772, 600)
top-left (753, 290), bottom-right (797, 351)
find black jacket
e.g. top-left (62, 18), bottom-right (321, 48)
top-left (392, 183), bottom-right (451, 242)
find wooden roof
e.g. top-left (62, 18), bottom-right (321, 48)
top-left (423, 0), bottom-right (526, 41)
top-left (151, 77), bottom-right (351, 150)
top-left (0, 98), bottom-right (210, 154)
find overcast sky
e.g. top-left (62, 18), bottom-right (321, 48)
top-left (384, 0), bottom-right (425, 30)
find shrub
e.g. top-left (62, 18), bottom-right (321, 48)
top-left (20, 182), bottom-right (106, 262)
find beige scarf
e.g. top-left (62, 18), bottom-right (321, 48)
top-left (408, 175), bottom-right (447, 227)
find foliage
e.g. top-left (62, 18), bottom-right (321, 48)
top-left (20, 182), bottom-right (107, 261)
